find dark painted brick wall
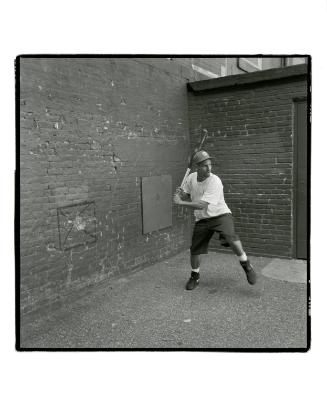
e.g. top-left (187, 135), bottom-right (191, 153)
top-left (187, 74), bottom-right (307, 258)
top-left (20, 57), bottom-right (195, 314)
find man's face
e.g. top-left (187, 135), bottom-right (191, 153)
top-left (196, 159), bottom-right (212, 179)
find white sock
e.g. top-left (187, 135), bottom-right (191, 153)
top-left (192, 268), bottom-right (200, 273)
top-left (239, 253), bottom-right (247, 262)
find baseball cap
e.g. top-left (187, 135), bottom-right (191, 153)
top-left (192, 150), bottom-right (213, 165)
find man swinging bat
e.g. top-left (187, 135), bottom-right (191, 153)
top-left (173, 149), bottom-right (257, 290)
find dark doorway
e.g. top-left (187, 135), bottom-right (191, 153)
top-left (294, 100), bottom-right (308, 259)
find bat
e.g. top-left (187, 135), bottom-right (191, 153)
top-left (180, 129), bottom-right (208, 189)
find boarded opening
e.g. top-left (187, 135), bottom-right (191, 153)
top-left (141, 175), bottom-right (172, 234)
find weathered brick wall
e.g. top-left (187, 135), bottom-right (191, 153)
top-left (187, 70), bottom-right (307, 258)
top-left (19, 57), bottom-right (195, 314)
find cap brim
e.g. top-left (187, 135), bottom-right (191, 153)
top-left (196, 156), bottom-right (213, 164)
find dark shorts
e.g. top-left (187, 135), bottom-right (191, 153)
top-left (190, 213), bottom-right (239, 255)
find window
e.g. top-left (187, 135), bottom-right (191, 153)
top-left (285, 57), bottom-right (307, 66)
top-left (237, 57), bottom-right (263, 72)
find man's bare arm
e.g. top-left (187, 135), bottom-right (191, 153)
top-left (173, 193), bottom-right (207, 210)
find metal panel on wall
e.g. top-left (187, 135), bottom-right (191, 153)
top-left (141, 175), bottom-right (172, 234)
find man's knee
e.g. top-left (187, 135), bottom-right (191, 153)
top-left (221, 234), bottom-right (239, 246)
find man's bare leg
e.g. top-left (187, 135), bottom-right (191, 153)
top-left (228, 239), bottom-right (257, 285)
top-left (228, 240), bottom-right (244, 257)
top-left (191, 254), bottom-right (200, 269)
top-left (186, 253), bottom-right (201, 290)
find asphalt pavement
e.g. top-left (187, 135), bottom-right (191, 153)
top-left (19, 250), bottom-right (308, 350)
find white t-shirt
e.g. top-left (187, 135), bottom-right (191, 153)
top-left (183, 172), bottom-right (231, 221)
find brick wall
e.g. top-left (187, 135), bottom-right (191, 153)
top-left (19, 57), bottom-right (195, 315)
top-left (187, 67), bottom-right (308, 258)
